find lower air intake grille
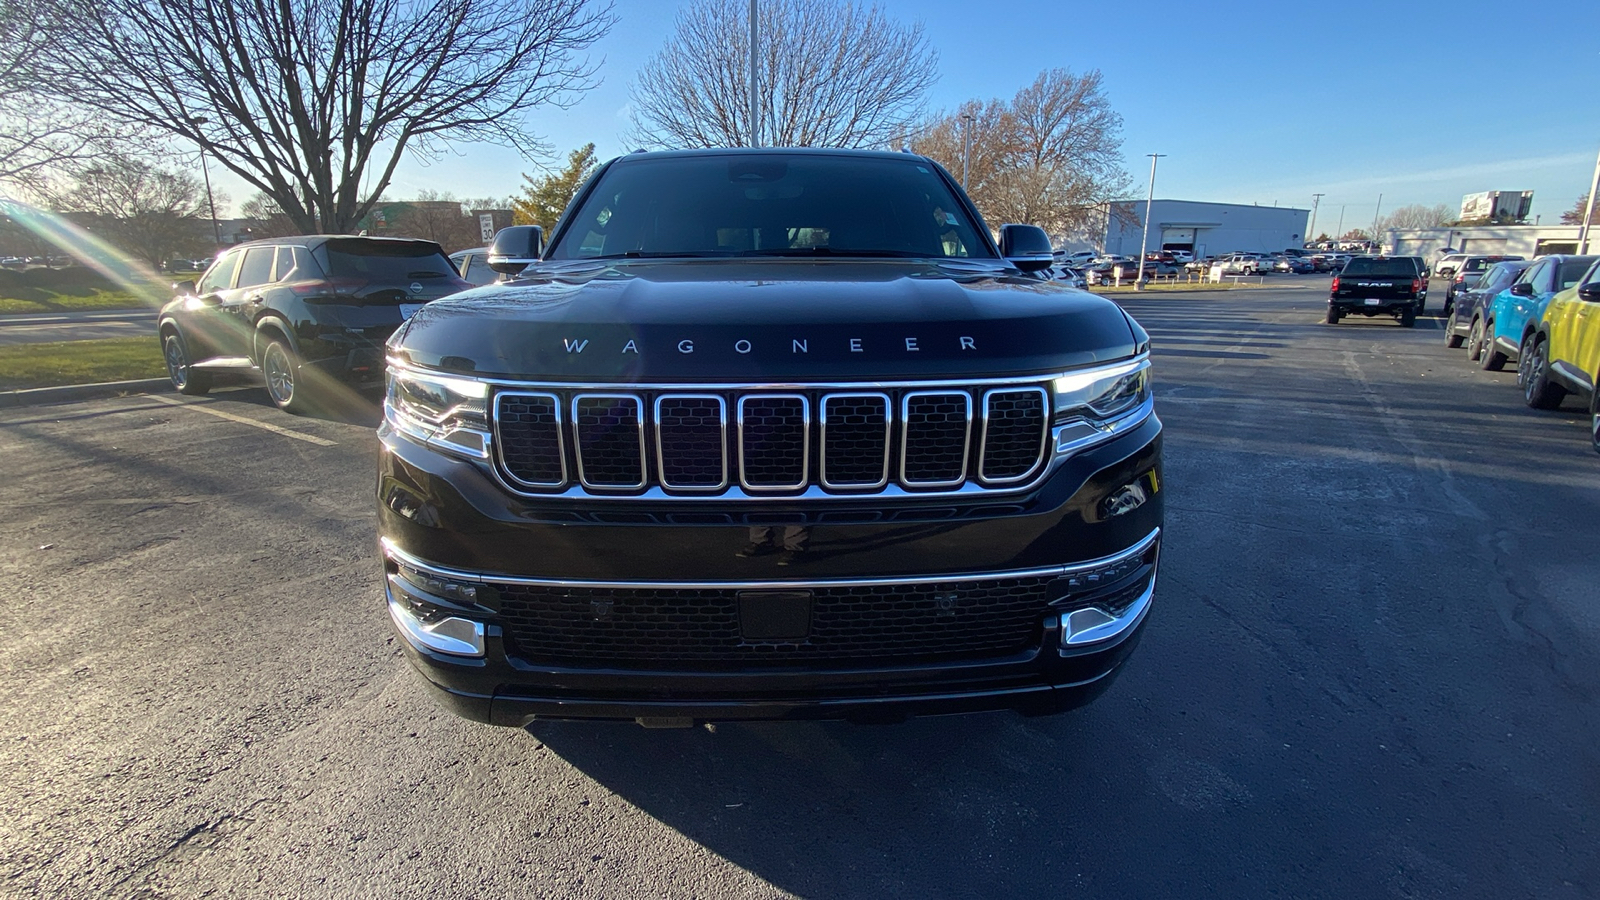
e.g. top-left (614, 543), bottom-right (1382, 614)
top-left (493, 574), bottom-right (1058, 668)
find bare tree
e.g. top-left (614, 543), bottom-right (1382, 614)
top-left (629, 0), bottom-right (937, 149)
top-left (1381, 203), bottom-right (1454, 230)
top-left (912, 69), bottom-right (1130, 240)
top-left (30, 0), bottom-right (614, 234)
top-left (390, 191), bottom-right (483, 252)
top-left (238, 193), bottom-right (302, 240)
top-left (45, 155), bottom-right (218, 266)
top-left (0, 0), bottom-right (145, 195)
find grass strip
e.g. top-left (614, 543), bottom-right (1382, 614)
top-left (0, 336), bottom-right (165, 390)
top-left (0, 290), bottom-right (154, 314)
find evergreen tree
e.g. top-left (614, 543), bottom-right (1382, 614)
top-left (513, 144), bottom-right (598, 232)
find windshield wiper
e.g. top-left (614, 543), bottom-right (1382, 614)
top-left (584, 250), bottom-right (731, 259)
top-left (741, 248), bottom-right (923, 258)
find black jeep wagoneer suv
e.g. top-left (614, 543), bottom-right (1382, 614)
top-left (378, 149), bottom-right (1163, 726)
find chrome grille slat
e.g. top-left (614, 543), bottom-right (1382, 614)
top-left (655, 394), bottom-right (728, 491)
top-left (572, 394), bottom-right (646, 489)
top-left (489, 382), bottom-right (1050, 497)
top-left (978, 387), bottom-right (1049, 484)
top-left (495, 392), bottom-right (566, 487)
top-left (737, 394), bottom-right (809, 491)
top-left (820, 393), bottom-right (890, 489)
top-left (900, 391), bottom-right (972, 488)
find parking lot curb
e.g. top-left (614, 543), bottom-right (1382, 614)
top-left (0, 377), bottom-right (172, 408)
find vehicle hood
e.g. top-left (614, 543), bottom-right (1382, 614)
top-left (388, 259), bottom-right (1141, 381)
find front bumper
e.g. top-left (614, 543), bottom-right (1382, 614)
top-left (377, 411), bottom-right (1163, 725)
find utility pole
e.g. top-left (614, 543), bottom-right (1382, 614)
top-left (187, 116), bottom-right (222, 250)
top-left (1370, 193), bottom-right (1383, 247)
top-left (748, 0), bottom-right (759, 147)
top-left (1308, 193), bottom-right (1324, 247)
top-left (961, 113), bottom-right (973, 188)
top-left (1134, 153), bottom-right (1166, 291)
top-left (1579, 142), bottom-right (1600, 255)
top-left (1335, 205), bottom-right (1345, 243)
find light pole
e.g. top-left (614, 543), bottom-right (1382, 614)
top-left (1369, 193), bottom-right (1383, 249)
top-left (748, 0), bottom-right (759, 147)
top-left (1335, 205), bottom-right (1345, 244)
top-left (1134, 153), bottom-right (1165, 290)
top-left (1579, 142), bottom-right (1600, 255)
top-left (1308, 193), bottom-right (1324, 247)
top-left (961, 113), bottom-right (973, 189)
top-left (187, 116), bottom-right (222, 250)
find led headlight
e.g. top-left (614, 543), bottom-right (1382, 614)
top-left (385, 365), bottom-right (491, 459)
top-left (1051, 357), bottom-right (1153, 458)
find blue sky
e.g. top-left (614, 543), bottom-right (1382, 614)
top-left (224, 0), bottom-right (1600, 229)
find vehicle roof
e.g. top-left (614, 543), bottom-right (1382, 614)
top-left (616, 146), bottom-right (930, 164)
top-left (222, 234), bottom-right (446, 251)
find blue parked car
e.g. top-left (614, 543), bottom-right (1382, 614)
top-left (1446, 260), bottom-right (1529, 350)
top-left (1474, 254), bottom-right (1598, 371)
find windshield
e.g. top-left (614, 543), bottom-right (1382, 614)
top-left (319, 239), bottom-right (456, 281)
top-left (1341, 258), bottom-right (1416, 277)
top-left (1557, 257), bottom-right (1597, 290)
top-left (547, 153), bottom-right (994, 261)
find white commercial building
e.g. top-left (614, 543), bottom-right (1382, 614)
top-left (1385, 225), bottom-right (1588, 261)
top-left (1098, 199), bottom-right (1310, 258)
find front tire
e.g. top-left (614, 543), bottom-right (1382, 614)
top-left (1480, 323), bottom-right (1507, 371)
top-left (1445, 310), bottom-right (1464, 347)
top-left (1521, 335), bottom-right (1566, 410)
top-left (261, 338), bottom-right (310, 414)
top-left (162, 330), bottom-right (211, 396)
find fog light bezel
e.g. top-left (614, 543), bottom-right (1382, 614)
top-left (386, 578), bottom-right (487, 658)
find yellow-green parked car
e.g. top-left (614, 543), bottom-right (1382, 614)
top-left (1519, 257), bottom-right (1600, 454)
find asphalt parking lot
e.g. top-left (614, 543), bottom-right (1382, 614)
top-left (3, 280), bottom-right (1597, 898)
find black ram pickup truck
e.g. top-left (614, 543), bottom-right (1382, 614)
top-left (1328, 256), bottom-right (1426, 326)
top-left (378, 148), bottom-right (1163, 727)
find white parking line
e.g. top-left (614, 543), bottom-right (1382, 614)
top-left (148, 394), bottom-right (337, 446)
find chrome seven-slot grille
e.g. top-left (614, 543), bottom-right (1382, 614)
top-left (493, 383), bottom-right (1050, 496)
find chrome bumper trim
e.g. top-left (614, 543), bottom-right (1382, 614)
top-left (380, 527), bottom-right (1160, 592)
top-left (1057, 573), bottom-right (1156, 656)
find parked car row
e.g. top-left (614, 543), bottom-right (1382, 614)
top-left (0, 255), bottom-right (73, 269)
top-left (1440, 255), bottom-right (1525, 314)
top-left (1442, 254), bottom-right (1600, 455)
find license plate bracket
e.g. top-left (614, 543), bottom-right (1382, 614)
top-left (1363, 298), bottom-right (1381, 306)
top-left (738, 591), bottom-right (813, 640)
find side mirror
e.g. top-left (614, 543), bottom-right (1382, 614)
top-left (487, 225), bottom-right (543, 275)
top-left (998, 224), bottom-right (1053, 273)
top-left (1509, 282), bottom-right (1534, 297)
top-left (1578, 283), bottom-right (1600, 302)
top-left (172, 280), bottom-right (196, 296)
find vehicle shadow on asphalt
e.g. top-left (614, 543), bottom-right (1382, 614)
top-left (212, 385), bottom-right (383, 428)
top-left (525, 707), bottom-right (1164, 897)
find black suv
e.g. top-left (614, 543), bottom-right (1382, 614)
top-left (379, 148), bottom-right (1163, 727)
top-left (158, 236), bottom-right (470, 412)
